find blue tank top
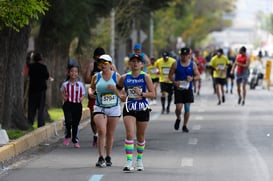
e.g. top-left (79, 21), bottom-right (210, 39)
top-left (124, 71), bottom-right (149, 111)
top-left (175, 60), bottom-right (194, 90)
top-left (95, 71), bottom-right (119, 107)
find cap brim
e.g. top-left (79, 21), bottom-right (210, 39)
top-left (98, 59), bottom-right (111, 62)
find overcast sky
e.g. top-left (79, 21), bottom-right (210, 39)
top-left (233, 0), bottom-right (273, 27)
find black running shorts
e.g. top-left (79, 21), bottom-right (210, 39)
top-left (122, 107), bottom-right (150, 122)
top-left (174, 88), bottom-right (194, 104)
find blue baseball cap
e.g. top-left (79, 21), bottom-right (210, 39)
top-left (134, 43), bottom-right (142, 50)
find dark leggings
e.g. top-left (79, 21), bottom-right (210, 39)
top-left (62, 102), bottom-right (82, 143)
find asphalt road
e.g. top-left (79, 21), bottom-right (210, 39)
top-left (1, 77), bottom-right (273, 181)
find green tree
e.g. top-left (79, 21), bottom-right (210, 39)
top-left (34, 0), bottom-right (113, 107)
top-left (153, 0), bottom-right (236, 53)
top-left (0, 0), bottom-right (49, 129)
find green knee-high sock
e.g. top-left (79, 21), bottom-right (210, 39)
top-left (125, 139), bottom-right (134, 161)
top-left (136, 141), bottom-right (145, 160)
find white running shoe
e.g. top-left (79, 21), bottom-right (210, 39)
top-left (136, 159), bottom-right (144, 171)
top-left (123, 160), bottom-right (134, 172)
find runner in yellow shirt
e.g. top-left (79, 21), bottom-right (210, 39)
top-left (155, 51), bottom-right (176, 114)
top-left (147, 57), bottom-right (159, 105)
top-left (209, 48), bottom-right (230, 105)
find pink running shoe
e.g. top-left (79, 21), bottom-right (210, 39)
top-left (63, 138), bottom-right (70, 146)
top-left (73, 142), bottom-right (80, 148)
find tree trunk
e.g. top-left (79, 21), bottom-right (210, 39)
top-left (0, 27), bottom-right (31, 130)
top-left (35, 40), bottom-right (70, 108)
top-left (46, 49), bottom-right (69, 108)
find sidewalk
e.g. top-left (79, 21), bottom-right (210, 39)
top-left (0, 108), bottom-right (90, 164)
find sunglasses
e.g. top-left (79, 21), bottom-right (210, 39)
top-left (98, 61), bottom-right (110, 65)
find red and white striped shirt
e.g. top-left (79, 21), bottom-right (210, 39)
top-left (61, 80), bottom-right (86, 103)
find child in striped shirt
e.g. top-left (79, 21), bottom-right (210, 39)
top-left (60, 62), bottom-right (86, 148)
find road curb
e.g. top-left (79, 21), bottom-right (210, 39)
top-left (0, 108), bottom-right (90, 163)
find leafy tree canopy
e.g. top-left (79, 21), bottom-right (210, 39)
top-left (153, 0), bottom-right (236, 51)
top-left (0, 0), bottom-right (49, 31)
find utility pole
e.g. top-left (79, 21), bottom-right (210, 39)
top-left (149, 12), bottom-right (154, 57)
top-left (110, 9), bottom-right (115, 64)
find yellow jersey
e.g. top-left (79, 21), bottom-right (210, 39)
top-left (147, 63), bottom-right (159, 79)
top-left (209, 55), bottom-right (230, 79)
top-left (155, 57), bottom-right (176, 83)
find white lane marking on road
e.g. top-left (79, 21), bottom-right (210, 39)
top-left (181, 158), bottom-right (193, 167)
top-left (195, 116), bottom-right (203, 120)
top-left (89, 175), bottom-right (103, 181)
top-left (192, 125), bottom-right (201, 130)
top-left (188, 138), bottom-right (198, 145)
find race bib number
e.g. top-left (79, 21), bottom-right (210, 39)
top-left (217, 64), bottom-right (226, 77)
top-left (162, 67), bottom-right (170, 75)
top-left (127, 86), bottom-right (142, 99)
top-left (217, 64), bottom-right (225, 70)
top-left (101, 93), bottom-right (117, 107)
top-left (150, 68), bottom-right (158, 74)
top-left (178, 81), bottom-right (189, 90)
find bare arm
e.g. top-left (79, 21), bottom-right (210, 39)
top-left (168, 61), bottom-right (177, 85)
top-left (192, 62), bottom-right (200, 81)
top-left (88, 74), bottom-right (97, 99)
top-left (60, 91), bottom-right (67, 102)
top-left (115, 74), bottom-right (126, 102)
top-left (143, 74), bottom-right (155, 98)
top-left (84, 62), bottom-right (94, 83)
top-left (230, 56), bottom-right (238, 74)
top-left (106, 72), bottom-right (125, 100)
top-left (144, 54), bottom-right (151, 66)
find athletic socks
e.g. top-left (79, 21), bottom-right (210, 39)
top-left (136, 141), bottom-right (145, 160)
top-left (124, 139), bottom-right (134, 161)
top-left (124, 140), bottom-right (146, 161)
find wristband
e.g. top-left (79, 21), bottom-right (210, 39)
top-left (116, 84), bottom-right (123, 90)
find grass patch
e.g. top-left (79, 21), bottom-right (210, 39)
top-left (7, 129), bottom-right (30, 140)
top-left (48, 108), bottom-right (64, 121)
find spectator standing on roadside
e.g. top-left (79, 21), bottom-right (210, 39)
top-left (168, 47), bottom-right (200, 132)
top-left (61, 61), bottom-right (86, 148)
top-left (115, 54), bottom-right (155, 172)
top-left (84, 47), bottom-right (105, 147)
top-left (28, 53), bottom-right (49, 128)
top-left (209, 48), bottom-right (230, 105)
top-left (155, 51), bottom-right (176, 114)
top-left (230, 46), bottom-right (250, 105)
top-left (89, 54), bottom-right (121, 168)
